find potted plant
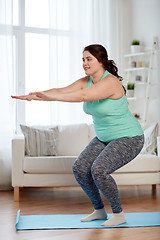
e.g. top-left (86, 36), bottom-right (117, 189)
top-left (127, 82), bottom-right (135, 97)
top-left (130, 40), bottom-right (141, 53)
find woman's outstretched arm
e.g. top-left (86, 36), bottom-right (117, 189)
top-left (12, 75), bottom-right (123, 102)
top-left (11, 77), bottom-right (88, 101)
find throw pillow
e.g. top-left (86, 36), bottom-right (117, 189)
top-left (140, 123), bottom-right (159, 155)
top-left (20, 125), bottom-right (58, 156)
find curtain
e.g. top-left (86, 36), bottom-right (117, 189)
top-left (0, 0), bottom-right (14, 189)
top-left (92, 0), bottom-right (110, 50)
top-left (49, 0), bottom-right (93, 125)
top-left (48, 0), bottom-right (111, 125)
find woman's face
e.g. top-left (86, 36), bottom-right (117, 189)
top-left (82, 50), bottom-right (104, 76)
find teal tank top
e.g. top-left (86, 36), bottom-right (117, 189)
top-left (83, 70), bottom-right (143, 142)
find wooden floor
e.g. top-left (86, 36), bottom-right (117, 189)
top-left (0, 185), bottom-right (160, 240)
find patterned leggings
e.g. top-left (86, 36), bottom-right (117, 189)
top-left (72, 135), bottom-right (144, 213)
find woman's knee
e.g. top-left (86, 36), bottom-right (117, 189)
top-left (91, 162), bottom-right (103, 181)
top-left (72, 159), bottom-right (80, 175)
top-left (72, 158), bottom-right (87, 176)
top-left (91, 158), bottom-right (111, 181)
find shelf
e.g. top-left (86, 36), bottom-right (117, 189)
top-left (127, 97), bottom-right (145, 101)
top-left (124, 39), bottom-right (159, 123)
top-left (124, 67), bottom-right (149, 72)
top-left (127, 97), bottom-right (137, 100)
top-left (135, 81), bottom-right (147, 85)
top-left (126, 81), bottom-right (159, 86)
top-left (124, 52), bottom-right (151, 57)
top-left (127, 96), bottom-right (159, 101)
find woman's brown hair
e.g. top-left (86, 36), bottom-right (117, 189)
top-left (83, 44), bottom-right (126, 93)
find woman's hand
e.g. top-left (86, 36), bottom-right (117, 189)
top-left (29, 92), bottom-right (55, 101)
top-left (11, 92), bottom-right (55, 101)
top-left (11, 94), bottom-right (39, 101)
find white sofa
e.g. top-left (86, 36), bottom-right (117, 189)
top-left (12, 123), bottom-right (160, 201)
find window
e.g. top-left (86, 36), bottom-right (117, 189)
top-left (25, 33), bottom-right (50, 125)
top-left (25, 0), bottom-right (49, 28)
top-left (13, 0), bottom-right (96, 133)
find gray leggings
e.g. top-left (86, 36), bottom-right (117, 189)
top-left (72, 135), bottom-right (144, 213)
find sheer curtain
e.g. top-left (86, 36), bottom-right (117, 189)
top-left (48, 0), bottom-right (111, 125)
top-left (49, 0), bottom-right (93, 125)
top-left (0, 0), bottom-right (14, 189)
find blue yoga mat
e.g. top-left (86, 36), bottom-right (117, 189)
top-left (15, 210), bottom-right (160, 230)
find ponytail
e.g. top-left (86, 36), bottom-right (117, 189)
top-left (104, 59), bottom-right (126, 94)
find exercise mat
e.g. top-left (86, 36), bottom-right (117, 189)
top-left (15, 210), bottom-right (160, 230)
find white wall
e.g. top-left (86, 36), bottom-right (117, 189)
top-left (119, 0), bottom-right (160, 64)
top-left (130, 0), bottom-right (160, 51)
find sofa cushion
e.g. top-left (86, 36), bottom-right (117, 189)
top-left (23, 154), bottom-right (160, 174)
top-left (23, 156), bottom-right (77, 174)
top-left (56, 123), bottom-right (89, 156)
top-left (115, 154), bottom-right (160, 173)
top-left (140, 123), bottom-right (158, 155)
top-left (20, 125), bottom-right (58, 156)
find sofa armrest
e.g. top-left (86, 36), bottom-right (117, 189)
top-left (12, 135), bottom-right (25, 187)
top-left (157, 136), bottom-right (160, 157)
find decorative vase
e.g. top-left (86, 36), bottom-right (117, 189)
top-left (127, 90), bottom-right (134, 98)
top-left (130, 45), bottom-right (141, 54)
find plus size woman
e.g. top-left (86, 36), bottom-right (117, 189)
top-left (12, 44), bottom-right (144, 226)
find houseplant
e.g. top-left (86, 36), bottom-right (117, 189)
top-left (127, 82), bottom-right (135, 97)
top-left (130, 40), bottom-right (141, 53)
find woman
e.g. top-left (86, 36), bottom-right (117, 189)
top-left (12, 44), bottom-right (144, 226)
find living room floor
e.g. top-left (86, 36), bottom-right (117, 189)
top-left (0, 185), bottom-right (160, 240)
